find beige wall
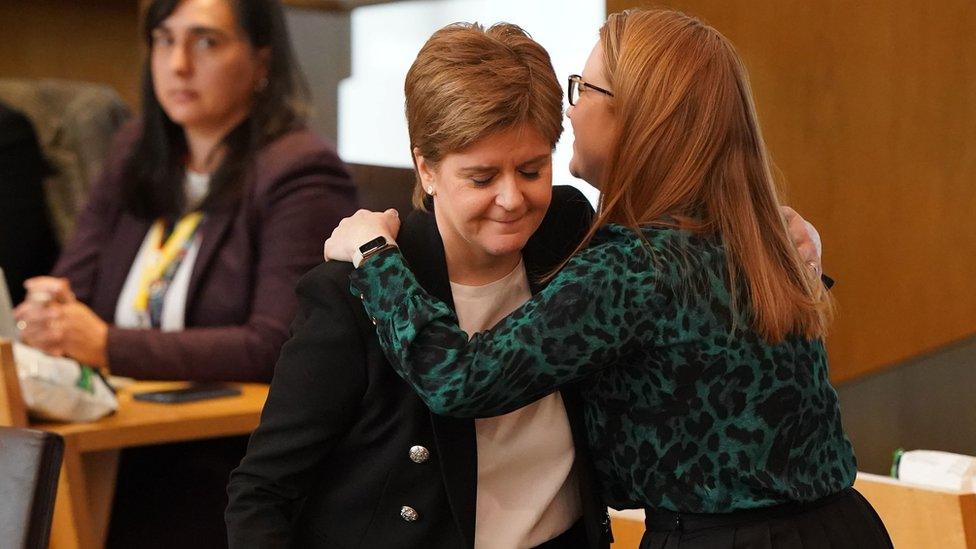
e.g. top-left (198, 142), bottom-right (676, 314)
top-left (608, 0), bottom-right (976, 382)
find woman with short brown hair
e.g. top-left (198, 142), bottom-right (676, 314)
top-left (228, 22), bottom-right (611, 548)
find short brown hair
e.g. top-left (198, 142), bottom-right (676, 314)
top-left (404, 22), bottom-right (563, 210)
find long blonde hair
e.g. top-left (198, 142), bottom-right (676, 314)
top-left (581, 8), bottom-right (831, 342)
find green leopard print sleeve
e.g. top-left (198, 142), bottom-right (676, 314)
top-left (350, 224), bottom-right (668, 417)
top-left (350, 223), bottom-right (857, 512)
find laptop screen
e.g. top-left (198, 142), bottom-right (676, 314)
top-left (0, 268), bottom-right (17, 340)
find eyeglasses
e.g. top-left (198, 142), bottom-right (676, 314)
top-left (567, 74), bottom-right (614, 106)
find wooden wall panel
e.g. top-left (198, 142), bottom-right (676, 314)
top-left (606, 1), bottom-right (976, 382)
top-left (0, 0), bottom-right (364, 109)
top-left (2, 0), bottom-right (973, 383)
top-left (0, 0), bottom-right (143, 106)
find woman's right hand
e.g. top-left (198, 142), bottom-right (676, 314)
top-left (323, 208), bottom-right (400, 263)
top-left (23, 276), bottom-right (76, 304)
top-left (14, 277), bottom-right (77, 355)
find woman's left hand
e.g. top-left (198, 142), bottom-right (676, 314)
top-left (781, 206), bottom-right (823, 275)
top-left (57, 302), bottom-right (110, 368)
top-left (323, 208), bottom-right (401, 263)
top-left (16, 301), bottom-right (109, 368)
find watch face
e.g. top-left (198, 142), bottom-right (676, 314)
top-left (359, 236), bottom-right (388, 254)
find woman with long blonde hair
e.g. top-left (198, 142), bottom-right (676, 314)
top-left (324, 8), bottom-right (891, 548)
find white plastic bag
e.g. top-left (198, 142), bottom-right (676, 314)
top-left (12, 342), bottom-right (118, 422)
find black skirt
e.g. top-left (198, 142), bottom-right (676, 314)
top-left (639, 488), bottom-right (892, 549)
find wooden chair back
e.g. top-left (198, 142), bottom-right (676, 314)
top-left (0, 339), bottom-right (29, 428)
top-left (346, 162), bottom-right (416, 219)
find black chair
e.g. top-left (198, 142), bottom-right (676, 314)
top-left (0, 426), bottom-right (64, 549)
top-left (347, 162), bottom-right (417, 218)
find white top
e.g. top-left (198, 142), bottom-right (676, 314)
top-left (114, 171), bottom-right (210, 331)
top-left (450, 259), bottom-right (582, 549)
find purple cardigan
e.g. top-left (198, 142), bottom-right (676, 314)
top-left (53, 124), bottom-right (358, 382)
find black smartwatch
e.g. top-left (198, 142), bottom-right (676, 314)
top-left (353, 236), bottom-right (397, 267)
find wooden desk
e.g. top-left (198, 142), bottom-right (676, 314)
top-left (32, 381), bottom-right (269, 549)
top-left (855, 472), bottom-right (976, 548)
top-left (610, 508), bottom-right (645, 548)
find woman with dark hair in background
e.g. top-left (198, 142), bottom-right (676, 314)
top-left (14, 0), bottom-right (356, 546)
top-left (325, 8), bottom-right (890, 548)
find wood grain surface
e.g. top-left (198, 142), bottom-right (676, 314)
top-left (607, 0), bottom-right (976, 382)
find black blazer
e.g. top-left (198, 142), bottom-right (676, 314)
top-left (226, 186), bottom-right (611, 548)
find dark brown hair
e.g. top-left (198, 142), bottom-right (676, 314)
top-left (123, 0), bottom-right (308, 220)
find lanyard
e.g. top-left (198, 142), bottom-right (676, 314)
top-left (132, 212), bottom-right (204, 312)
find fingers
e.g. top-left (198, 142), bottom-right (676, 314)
top-left (323, 209), bottom-right (399, 262)
top-left (781, 207), bottom-right (808, 252)
top-left (796, 241), bottom-right (818, 264)
top-left (782, 207), bottom-right (823, 258)
top-left (780, 205), bottom-right (825, 272)
top-left (24, 276), bottom-right (69, 295)
top-left (24, 276), bottom-right (75, 303)
top-left (803, 220), bottom-right (823, 258)
top-left (781, 206), bottom-right (807, 242)
top-left (13, 300), bottom-right (31, 319)
top-left (384, 209), bottom-right (401, 237)
top-left (56, 303), bottom-right (109, 367)
top-left (16, 303), bottom-right (66, 353)
top-left (780, 205), bottom-right (798, 222)
top-left (788, 224), bottom-right (809, 252)
top-left (322, 239), bottom-right (340, 262)
top-left (14, 300), bottom-right (51, 327)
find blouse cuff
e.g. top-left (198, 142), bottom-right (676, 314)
top-left (348, 249), bottom-right (458, 357)
top-left (349, 249), bottom-right (413, 328)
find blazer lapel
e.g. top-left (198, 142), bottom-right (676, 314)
top-left (92, 214), bottom-right (150, 320)
top-left (398, 211), bottom-right (478, 548)
top-left (185, 209), bottom-right (236, 311)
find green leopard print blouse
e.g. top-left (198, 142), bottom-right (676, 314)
top-left (350, 223), bottom-right (857, 513)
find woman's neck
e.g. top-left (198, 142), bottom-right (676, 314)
top-left (183, 112), bottom-right (248, 173)
top-left (184, 129), bottom-right (226, 173)
top-left (443, 243), bottom-right (522, 287)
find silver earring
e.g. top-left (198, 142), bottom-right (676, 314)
top-left (426, 185), bottom-right (435, 196)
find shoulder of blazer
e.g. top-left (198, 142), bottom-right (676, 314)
top-left (522, 185), bottom-right (595, 281)
top-left (295, 261), bottom-right (358, 307)
top-left (250, 128), bottom-right (354, 198)
top-left (291, 261), bottom-right (380, 359)
top-left (93, 119), bottom-right (143, 190)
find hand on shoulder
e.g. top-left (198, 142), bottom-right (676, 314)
top-left (323, 209), bottom-right (400, 264)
